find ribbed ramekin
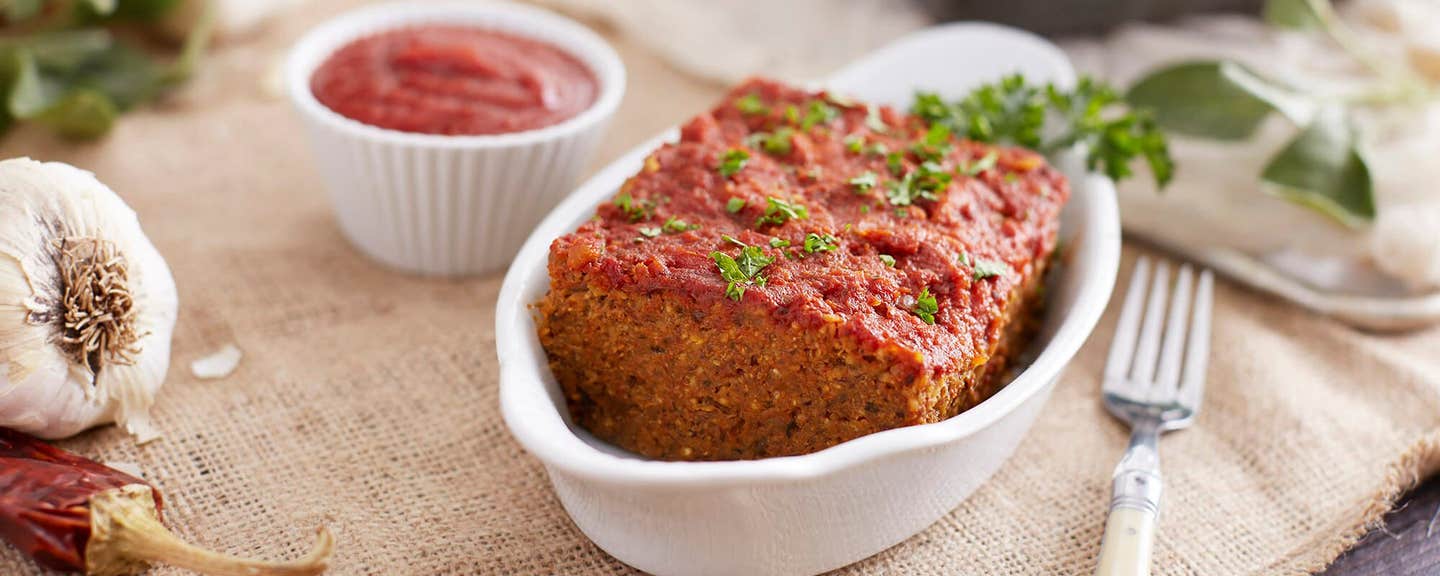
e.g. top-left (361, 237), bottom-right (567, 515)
top-left (286, 2), bottom-right (625, 276)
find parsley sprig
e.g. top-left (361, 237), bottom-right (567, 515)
top-left (912, 287), bottom-right (939, 325)
top-left (960, 251), bottom-right (1010, 281)
top-left (717, 148), bottom-right (751, 178)
top-left (803, 233), bottom-right (839, 254)
top-left (711, 240), bottom-right (775, 301)
top-left (613, 192), bottom-right (655, 222)
top-left (912, 75), bottom-right (1174, 188)
top-left (755, 196), bottom-right (808, 228)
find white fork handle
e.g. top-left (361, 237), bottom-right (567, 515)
top-left (1096, 421), bottom-right (1164, 576)
top-left (1095, 504), bottom-right (1157, 576)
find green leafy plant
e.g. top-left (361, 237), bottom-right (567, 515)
top-left (1126, 0), bottom-right (1435, 228)
top-left (0, 0), bottom-right (211, 139)
top-left (913, 74), bottom-right (1174, 189)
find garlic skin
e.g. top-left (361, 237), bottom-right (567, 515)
top-left (0, 158), bottom-right (178, 440)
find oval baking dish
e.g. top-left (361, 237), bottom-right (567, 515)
top-left (497, 23), bottom-right (1120, 576)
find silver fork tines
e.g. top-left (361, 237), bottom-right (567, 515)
top-left (1102, 258), bottom-right (1214, 429)
top-left (1094, 257), bottom-right (1215, 576)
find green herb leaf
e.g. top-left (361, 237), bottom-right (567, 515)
top-left (1127, 61), bottom-right (1314, 141)
top-left (886, 151), bottom-right (905, 176)
top-left (912, 287), bottom-right (939, 325)
top-left (662, 216), bottom-right (699, 234)
top-left (849, 171), bottom-right (878, 193)
top-left (800, 100), bottom-right (838, 131)
top-left (735, 93), bottom-right (769, 115)
top-left (717, 148), bottom-right (750, 178)
top-left (769, 237), bottom-right (790, 248)
top-left (753, 127), bottom-right (794, 156)
top-left (969, 253), bottom-right (1010, 280)
top-left (36, 88), bottom-right (115, 139)
top-left (844, 135), bottom-right (865, 154)
top-left (755, 196), bottom-right (808, 227)
top-left (1259, 106), bottom-right (1375, 228)
top-left (721, 234), bottom-right (747, 247)
top-left (2, 0), bottom-right (43, 21)
top-left (879, 254), bottom-right (896, 267)
top-left (910, 123), bottom-right (952, 162)
top-left (613, 192), bottom-right (654, 222)
top-left (735, 245), bottom-right (774, 278)
top-left (913, 161), bottom-right (952, 194)
top-left (803, 233), bottom-right (839, 254)
top-left (959, 151), bottom-right (999, 176)
top-left (726, 197), bottom-right (747, 213)
top-left (1264, 0), bottom-right (1322, 30)
top-left (711, 251), bottom-right (749, 300)
top-left (865, 105), bottom-right (889, 133)
top-left (916, 75), bottom-right (1175, 189)
top-left (638, 226), bottom-right (661, 238)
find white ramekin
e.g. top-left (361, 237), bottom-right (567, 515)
top-left (286, 2), bottom-right (625, 276)
top-left (499, 24), bottom-right (1119, 576)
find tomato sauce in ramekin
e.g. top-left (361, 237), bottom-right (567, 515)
top-left (310, 26), bottom-right (598, 136)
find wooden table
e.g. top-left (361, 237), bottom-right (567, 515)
top-left (1322, 477), bottom-right (1440, 575)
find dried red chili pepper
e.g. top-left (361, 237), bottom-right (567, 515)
top-left (0, 428), bottom-right (333, 575)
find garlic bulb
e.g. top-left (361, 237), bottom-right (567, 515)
top-left (0, 158), bottom-right (178, 440)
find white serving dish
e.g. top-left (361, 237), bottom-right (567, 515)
top-left (497, 23), bottom-right (1120, 576)
top-left (286, 2), bottom-right (624, 276)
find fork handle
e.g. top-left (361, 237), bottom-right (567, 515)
top-left (1095, 500), bottom-right (1157, 576)
top-left (1096, 423), bottom-right (1164, 576)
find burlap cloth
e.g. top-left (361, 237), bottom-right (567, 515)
top-left (2, 1), bottom-right (1439, 574)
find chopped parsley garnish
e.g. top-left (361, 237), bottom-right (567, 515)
top-left (960, 151), bottom-right (999, 176)
top-left (711, 241), bottom-right (775, 301)
top-left (721, 234), bottom-right (747, 247)
top-left (800, 100), bottom-right (839, 131)
top-left (663, 216), bottom-right (700, 234)
top-left (879, 254), bottom-right (896, 267)
top-left (803, 233), bottom-right (839, 254)
top-left (912, 287), bottom-right (939, 325)
top-left (755, 196), bottom-right (809, 227)
top-left (638, 226), bottom-right (661, 238)
top-left (784, 104), bottom-right (800, 124)
top-left (886, 161), bottom-right (951, 207)
top-left (962, 251), bottom-right (1010, 280)
top-left (860, 204), bottom-right (871, 214)
top-left (912, 92), bottom-right (950, 125)
top-left (886, 151), bottom-right (906, 176)
top-left (973, 259), bottom-right (1010, 280)
top-left (769, 237), bottom-right (791, 248)
top-left (749, 127), bottom-right (795, 156)
top-left (849, 171), bottom-right (878, 193)
top-left (613, 192), bottom-right (654, 222)
top-left (726, 197), bottom-right (747, 213)
top-left (735, 93), bottom-right (769, 116)
top-left (717, 148), bottom-right (750, 178)
top-left (910, 123), bottom-right (953, 162)
top-left (865, 105), bottom-right (889, 134)
top-left (866, 142), bottom-right (889, 157)
top-left (844, 135), bottom-right (866, 154)
top-left (914, 161), bottom-right (953, 194)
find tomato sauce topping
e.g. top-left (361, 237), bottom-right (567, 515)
top-left (310, 26), bottom-right (598, 135)
top-left (548, 79), bottom-right (1069, 377)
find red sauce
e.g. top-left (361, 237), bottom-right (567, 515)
top-left (310, 26), bottom-right (599, 135)
top-left (548, 79), bottom-right (1069, 377)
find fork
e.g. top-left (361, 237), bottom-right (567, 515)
top-left (1094, 257), bottom-right (1215, 576)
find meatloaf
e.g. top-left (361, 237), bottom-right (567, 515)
top-left (538, 78), bottom-right (1069, 461)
